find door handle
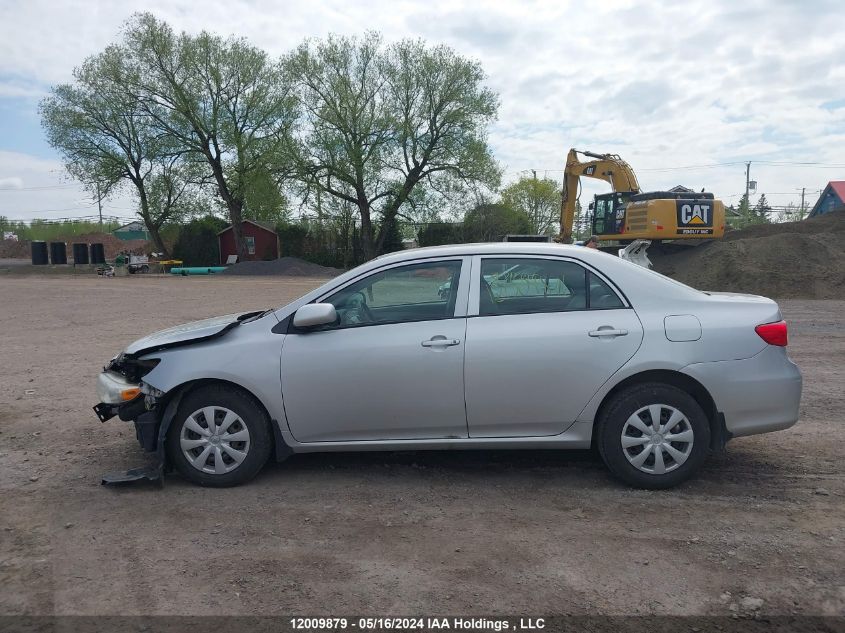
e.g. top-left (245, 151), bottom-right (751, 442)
top-left (421, 336), bottom-right (461, 348)
top-left (588, 327), bottom-right (629, 338)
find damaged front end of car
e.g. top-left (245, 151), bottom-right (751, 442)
top-left (93, 310), bottom-right (274, 486)
top-left (94, 354), bottom-right (171, 485)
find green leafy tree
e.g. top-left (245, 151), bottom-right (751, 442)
top-left (241, 165), bottom-right (289, 225)
top-left (379, 218), bottom-right (404, 254)
top-left (275, 221), bottom-right (308, 258)
top-left (121, 13), bottom-right (298, 259)
top-left (500, 176), bottom-right (560, 235)
top-left (754, 194), bottom-right (772, 223)
top-left (462, 204), bottom-right (531, 242)
top-left (288, 33), bottom-right (500, 259)
top-left (172, 215), bottom-right (227, 266)
top-left (418, 222), bottom-right (463, 246)
top-left (572, 200), bottom-right (590, 240)
top-left (40, 45), bottom-right (188, 255)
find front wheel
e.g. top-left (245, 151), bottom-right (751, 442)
top-left (596, 383), bottom-right (711, 489)
top-left (166, 384), bottom-right (272, 487)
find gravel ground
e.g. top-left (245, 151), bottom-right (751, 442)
top-left (0, 275), bottom-right (842, 616)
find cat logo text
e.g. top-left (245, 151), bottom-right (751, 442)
top-left (676, 200), bottom-right (714, 235)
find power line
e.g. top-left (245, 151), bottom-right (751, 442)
top-left (754, 160), bottom-right (845, 167)
top-left (0, 184), bottom-right (81, 192)
top-left (5, 205), bottom-right (95, 215)
top-left (514, 159), bottom-right (845, 176)
top-left (4, 215), bottom-right (134, 226)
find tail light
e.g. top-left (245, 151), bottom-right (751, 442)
top-left (755, 320), bottom-right (788, 346)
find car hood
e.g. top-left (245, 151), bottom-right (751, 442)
top-left (124, 311), bottom-right (264, 356)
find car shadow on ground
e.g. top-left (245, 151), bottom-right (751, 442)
top-left (269, 447), bottom-right (604, 474)
top-left (100, 442), bottom-right (797, 496)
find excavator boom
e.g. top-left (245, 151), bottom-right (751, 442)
top-left (559, 149), bottom-right (640, 242)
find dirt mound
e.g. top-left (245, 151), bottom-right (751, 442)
top-left (0, 233), bottom-right (152, 260)
top-left (722, 210), bottom-right (845, 241)
top-left (651, 211), bottom-right (845, 299)
top-left (222, 256), bottom-right (342, 277)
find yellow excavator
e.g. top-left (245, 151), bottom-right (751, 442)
top-left (559, 149), bottom-right (725, 266)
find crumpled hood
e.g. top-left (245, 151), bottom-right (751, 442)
top-left (124, 312), bottom-right (257, 356)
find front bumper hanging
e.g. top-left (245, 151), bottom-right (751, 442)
top-left (97, 398), bottom-right (166, 487)
top-left (96, 383), bottom-right (185, 488)
top-left (101, 461), bottom-right (163, 485)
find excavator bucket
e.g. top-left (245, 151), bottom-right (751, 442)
top-left (618, 239), bottom-right (652, 268)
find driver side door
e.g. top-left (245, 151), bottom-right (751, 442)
top-left (281, 258), bottom-right (470, 443)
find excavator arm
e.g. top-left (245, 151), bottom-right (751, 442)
top-left (559, 149), bottom-right (640, 242)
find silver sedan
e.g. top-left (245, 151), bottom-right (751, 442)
top-left (95, 243), bottom-right (802, 488)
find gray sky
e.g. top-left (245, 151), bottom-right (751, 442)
top-left (1, 0), bottom-right (843, 222)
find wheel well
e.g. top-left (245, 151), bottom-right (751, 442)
top-left (593, 370), bottom-right (725, 451)
top-left (161, 378), bottom-right (290, 461)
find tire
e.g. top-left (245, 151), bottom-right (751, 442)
top-left (165, 384), bottom-right (273, 487)
top-left (596, 383), bottom-right (710, 489)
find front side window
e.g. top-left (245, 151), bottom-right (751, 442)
top-left (479, 258), bottom-right (623, 316)
top-left (324, 260), bottom-right (462, 328)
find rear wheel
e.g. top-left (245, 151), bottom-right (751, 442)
top-left (166, 384), bottom-right (272, 487)
top-left (596, 383), bottom-right (710, 489)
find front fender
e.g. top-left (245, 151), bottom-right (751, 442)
top-left (140, 318), bottom-right (285, 428)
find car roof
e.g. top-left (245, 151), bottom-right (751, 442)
top-left (373, 242), bottom-right (597, 264)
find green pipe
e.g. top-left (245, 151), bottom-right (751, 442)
top-left (169, 267), bottom-right (227, 275)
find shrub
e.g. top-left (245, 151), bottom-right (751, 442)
top-left (172, 215), bottom-right (227, 266)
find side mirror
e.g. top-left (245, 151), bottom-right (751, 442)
top-left (292, 303), bottom-right (337, 329)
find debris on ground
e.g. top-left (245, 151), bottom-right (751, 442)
top-left (221, 256), bottom-right (342, 277)
top-left (650, 211), bottom-right (845, 299)
top-left (740, 596), bottom-right (765, 611)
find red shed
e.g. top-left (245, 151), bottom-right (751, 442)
top-left (217, 220), bottom-right (280, 264)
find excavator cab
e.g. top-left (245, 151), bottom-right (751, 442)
top-left (590, 192), bottom-right (631, 236)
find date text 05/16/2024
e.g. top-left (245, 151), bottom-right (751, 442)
top-left (289, 617), bottom-right (546, 631)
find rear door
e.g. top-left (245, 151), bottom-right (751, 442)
top-left (464, 255), bottom-right (643, 438)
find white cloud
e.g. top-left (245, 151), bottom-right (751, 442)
top-left (0, 176), bottom-right (24, 190)
top-left (0, 0), bottom-right (843, 220)
top-left (0, 151), bottom-right (135, 221)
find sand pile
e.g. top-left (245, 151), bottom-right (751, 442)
top-left (222, 256), bottom-right (342, 277)
top-left (650, 211), bottom-right (845, 299)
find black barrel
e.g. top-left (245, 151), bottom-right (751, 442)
top-left (72, 242), bottom-right (89, 265)
top-left (89, 242), bottom-right (106, 264)
top-left (49, 241), bottom-right (67, 265)
top-left (31, 241), bottom-right (48, 265)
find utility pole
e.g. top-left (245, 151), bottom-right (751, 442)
top-left (95, 182), bottom-right (103, 228)
top-left (800, 187), bottom-right (806, 218)
top-left (745, 162), bottom-right (751, 202)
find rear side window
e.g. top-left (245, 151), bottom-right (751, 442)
top-left (479, 258), bottom-right (624, 316)
top-left (589, 272), bottom-right (625, 309)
